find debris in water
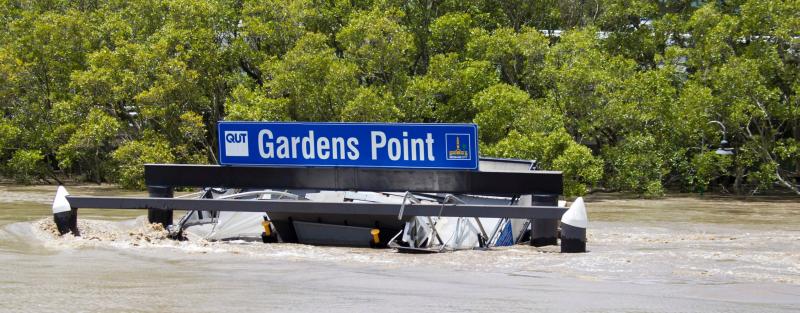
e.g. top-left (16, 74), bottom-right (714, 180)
top-left (35, 218), bottom-right (169, 244)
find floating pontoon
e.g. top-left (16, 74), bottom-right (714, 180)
top-left (51, 122), bottom-right (588, 253)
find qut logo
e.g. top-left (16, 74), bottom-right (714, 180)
top-left (224, 131), bottom-right (249, 157)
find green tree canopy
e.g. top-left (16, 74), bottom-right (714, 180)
top-left (0, 0), bottom-right (798, 196)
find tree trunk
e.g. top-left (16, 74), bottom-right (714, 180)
top-left (734, 163), bottom-right (744, 195)
top-left (795, 122), bottom-right (800, 177)
top-left (94, 150), bottom-right (102, 184)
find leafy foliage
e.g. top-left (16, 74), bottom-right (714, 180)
top-left (341, 87), bottom-right (403, 122)
top-left (0, 0), bottom-right (798, 196)
top-left (111, 136), bottom-right (175, 189)
top-left (7, 149), bottom-right (46, 184)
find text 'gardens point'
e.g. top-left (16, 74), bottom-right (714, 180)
top-left (257, 130), bottom-right (436, 161)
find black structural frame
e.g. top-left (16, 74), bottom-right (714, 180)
top-left (58, 164), bottom-right (565, 235)
top-left (143, 164), bottom-right (563, 196)
top-left (64, 197), bottom-right (567, 219)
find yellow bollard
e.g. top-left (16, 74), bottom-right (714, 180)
top-left (370, 228), bottom-right (380, 244)
top-left (262, 220), bottom-right (272, 237)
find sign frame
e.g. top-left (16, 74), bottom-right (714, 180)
top-left (217, 121), bottom-right (479, 170)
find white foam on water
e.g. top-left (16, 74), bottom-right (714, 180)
top-left (3, 216), bottom-right (800, 286)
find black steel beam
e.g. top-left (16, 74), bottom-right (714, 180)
top-left (143, 164), bottom-right (563, 195)
top-left (66, 196), bottom-right (567, 219)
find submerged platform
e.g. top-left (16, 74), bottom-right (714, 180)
top-left (54, 161), bottom-right (587, 252)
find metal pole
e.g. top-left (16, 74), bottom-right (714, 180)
top-left (66, 196), bottom-right (569, 219)
top-left (147, 185), bottom-right (174, 228)
top-left (530, 194), bottom-right (559, 247)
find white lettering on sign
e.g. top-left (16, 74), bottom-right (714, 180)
top-left (258, 129), bottom-right (273, 158)
top-left (254, 129), bottom-right (439, 162)
top-left (370, 131), bottom-right (435, 161)
top-left (259, 130), bottom-right (360, 161)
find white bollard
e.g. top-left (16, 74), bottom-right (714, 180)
top-left (52, 186), bottom-right (79, 236)
top-left (560, 197), bottom-right (587, 253)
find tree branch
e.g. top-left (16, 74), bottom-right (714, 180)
top-left (239, 59), bottom-right (263, 86)
top-left (775, 167), bottom-right (800, 195)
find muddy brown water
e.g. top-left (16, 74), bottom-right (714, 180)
top-left (0, 185), bottom-right (798, 312)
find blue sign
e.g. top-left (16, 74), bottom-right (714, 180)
top-left (217, 122), bottom-right (479, 170)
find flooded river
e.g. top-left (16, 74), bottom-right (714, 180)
top-left (0, 185), bottom-right (798, 312)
